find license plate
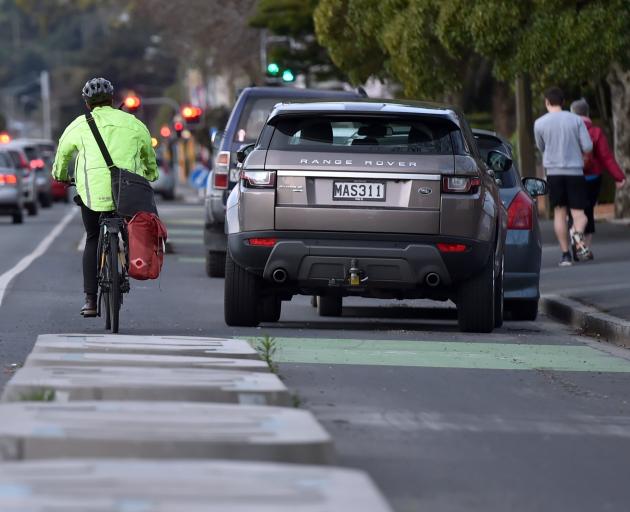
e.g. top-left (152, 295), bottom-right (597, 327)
top-left (332, 181), bottom-right (386, 201)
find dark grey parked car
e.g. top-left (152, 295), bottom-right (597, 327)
top-left (224, 101), bottom-right (511, 332)
top-left (204, 86), bottom-right (363, 277)
top-left (473, 129), bottom-right (548, 320)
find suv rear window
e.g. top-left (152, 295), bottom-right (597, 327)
top-left (269, 115), bottom-right (465, 155)
top-left (235, 97), bottom-right (285, 143)
top-left (0, 152), bottom-right (12, 168)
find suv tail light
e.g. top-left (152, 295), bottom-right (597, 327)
top-left (30, 158), bottom-right (45, 170)
top-left (442, 176), bottom-right (481, 194)
top-left (241, 170), bottom-right (276, 188)
top-left (213, 151), bottom-right (230, 190)
top-left (507, 190), bottom-right (533, 230)
top-left (437, 243), bottom-right (468, 253)
top-left (0, 174), bottom-right (17, 185)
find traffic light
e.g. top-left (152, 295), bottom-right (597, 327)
top-left (266, 62), bottom-right (280, 77)
top-left (0, 131), bottom-right (11, 144)
top-left (181, 105), bottom-right (203, 124)
top-left (174, 121), bottom-right (184, 138)
top-left (281, 69), bottom-right (295, 83)
top-left (124, 94), bottom-right (141, 112)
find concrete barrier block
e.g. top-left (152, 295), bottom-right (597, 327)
top-left (0, 459), bottom-right (392, 511)
top-left (2, 366), bottom-right (289, 405)
top-left (33, 333), bottom-right (259, 359)
top-left (0, 402), bottom-right (334, 464)
top-left (24, 351), bottom-right (269, 372)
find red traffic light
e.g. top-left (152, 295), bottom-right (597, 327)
top-left (124, 95), bottom-right (141, 112)
top-left (160, 125), bottom-right (172, 138)
top-left (181, 105), bottom-right (203, 123)
top-left (174, 121), bottom-right (184, 132)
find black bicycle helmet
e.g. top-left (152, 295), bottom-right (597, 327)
top-left (82, 77), bottom-right (114, 105)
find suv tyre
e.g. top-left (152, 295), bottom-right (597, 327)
top-left (317, 296), bottom-right (342, 317)
top-left (457, 253), bottom-right (495, 333)
top-left (12, 209), bottom-right (24, 224)
top-left (206, 251), bottom-right (226, 278)
top-left (224, 251), bottom-right (261, 327)
top-left (40, 192), bottom-right (52, 208)
top-left (26, 201), bottom-right (38, 216)
top-left (494, 255), bottom-right (504, 328)
top-left (260, 296), bottom-right (281, 322)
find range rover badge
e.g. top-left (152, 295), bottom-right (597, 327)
top-left (418, 187), bottom-right (432, 195)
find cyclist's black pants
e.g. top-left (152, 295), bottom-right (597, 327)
top-left (80, 205), bottom-right (101, 296)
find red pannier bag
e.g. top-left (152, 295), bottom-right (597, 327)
top-left (126, 212), bottom-right (168, 280)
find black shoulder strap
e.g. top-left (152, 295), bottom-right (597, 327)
top-left (85, 112), bottom-right (116, 169)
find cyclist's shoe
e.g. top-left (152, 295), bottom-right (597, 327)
top-left (571, 231), bottom-right (593, 261)
top-left (81, 294), bottom-right (97, 317)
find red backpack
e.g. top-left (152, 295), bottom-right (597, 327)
top-left (126, 212), bottom-right (168, 280)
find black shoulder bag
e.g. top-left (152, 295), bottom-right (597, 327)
top-left (85, 112), bottom-right (157, 217)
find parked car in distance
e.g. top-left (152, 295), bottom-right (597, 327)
top-left (224, 100), bottom-right (509, 332)
top-left (0, 153), bottom-right (24, 224)
top-left (0, 146), bottom-right (37, 216)
top-left (150, 157), bottom-right (176, 200)
top-left (473, 129), bottom-right (548, 320)
top-left (204, 86), bottom-right (365, 278)
top-left (7, 139), bottom-right (54, 208)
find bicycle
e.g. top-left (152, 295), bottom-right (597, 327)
top-left (97, 213), bottom-right (130, 333)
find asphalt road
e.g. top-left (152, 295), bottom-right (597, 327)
top-left (1, 197), bottom-right (630, 512)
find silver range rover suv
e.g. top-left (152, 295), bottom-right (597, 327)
top-left (224, 101), bottom-right (509, 332)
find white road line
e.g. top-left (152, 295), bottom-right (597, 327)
top-left (0, 208), bottom-right (78, 307)
top-left (76, 233), bottom-right (86, 252)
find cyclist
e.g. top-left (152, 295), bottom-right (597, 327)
top-left (52, 77), bottom-right (158, 317)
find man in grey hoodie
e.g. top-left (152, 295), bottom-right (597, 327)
top-left (534, 86), bottom-right (593, 266)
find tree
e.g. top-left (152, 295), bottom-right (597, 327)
top-left (314, 0), bottom-right (513, 132)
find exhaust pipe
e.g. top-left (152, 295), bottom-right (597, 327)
top-left (272, 268), bottom-right (288, 284)
top-left (425, 272), bottom-right (440, 287)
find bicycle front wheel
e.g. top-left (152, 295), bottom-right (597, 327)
top-left (109, 234), bottom-right (121, 333)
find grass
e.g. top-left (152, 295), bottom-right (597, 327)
top-left (254, 335), bottom-right (279, 374)
top-left (18, 389), bottom-right (56, 401)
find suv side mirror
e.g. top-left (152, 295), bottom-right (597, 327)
top-left (523, 177), bottom-right (548, 197)
top-left (487, 150), bottom-right (512, 173)
top-left (236, 143), bottom-right (255, 164)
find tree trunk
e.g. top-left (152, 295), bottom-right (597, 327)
top-left (491, 80), bottom-right (515, 138)
top-left (515, 75), bottom-right (536, 178)
top-left (607, 63), bottom-right (630, 218)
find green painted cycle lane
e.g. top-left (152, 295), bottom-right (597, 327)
top-left (255, 337), bottom-right (630, 373)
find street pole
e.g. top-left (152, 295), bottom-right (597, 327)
top-left (40, 71), bottom-right (52, 140)
top-left (515, 74), bottom-right (536, 179)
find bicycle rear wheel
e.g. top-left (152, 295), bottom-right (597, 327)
top-left (108, 234), bottom-right (121, 333)
top-left (98, 234), bottom-right (111, 331)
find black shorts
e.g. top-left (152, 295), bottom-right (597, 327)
top-left (547, 175), bottom-right (588, 210)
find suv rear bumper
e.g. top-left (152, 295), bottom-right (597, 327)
top-left (228, 230), bottom-right (492, 291)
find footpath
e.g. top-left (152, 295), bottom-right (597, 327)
top-left (0, 333), bottom-right (392, 510)
top-left (539, 214), bottom-right (630, 347)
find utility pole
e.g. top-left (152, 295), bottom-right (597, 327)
top-left (515, 74), bottom-right (536, 178)
top-left (40, 71), bottom-right (52, 140)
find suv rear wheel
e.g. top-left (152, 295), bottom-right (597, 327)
top-left (224, 251), bottom-right (260, 327)
top-left (26, 201), bottom-right (38, 216)
top-left (260, 296), bottom-right (281, 322)
top-left (206, 251), bottom-right (226, 278)
top-left (317, 296), bottom-right (343, 317)
top-left (12, 209), bottom-right (23, 224)
top-left (457, 253), bottom-right (495, 333)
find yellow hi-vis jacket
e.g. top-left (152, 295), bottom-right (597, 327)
top-left (52, 106), bottom-right (158, 211)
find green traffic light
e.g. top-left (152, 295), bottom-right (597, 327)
top-left (267, 63), bottom-right (280, 76)
top-left (282, 69), bottom-right (295, 82)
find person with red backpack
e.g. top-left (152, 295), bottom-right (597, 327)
top-left (570, 98), bottom-right (627, 247)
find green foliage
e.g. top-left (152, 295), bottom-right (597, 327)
top-left (315, 0), bottom-right (630, 96)
top-left (19, 388), bottom-right (56, 401)
top-left (255, 335), bottom-right (279, 374)
top-left (250, 0), bottom-right (318, 37)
